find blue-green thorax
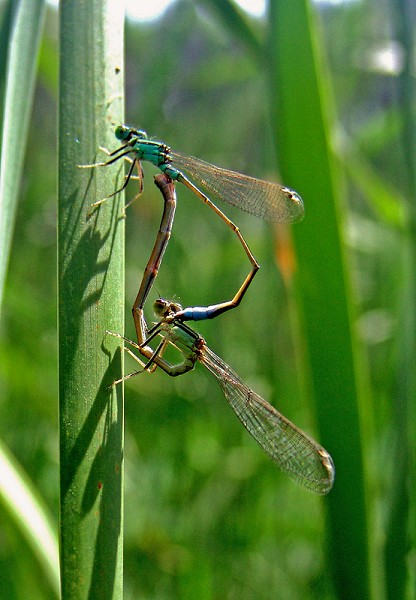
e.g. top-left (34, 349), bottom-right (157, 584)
top-left (114, 124), bottom-right (180, 180)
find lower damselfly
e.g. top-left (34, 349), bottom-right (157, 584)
top-left (108, 298), bottom-right (335, 495)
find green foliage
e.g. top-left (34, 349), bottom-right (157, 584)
top-left (58, 1), bottom-right (125, 598)
top-left (270, 2), bottom-right (370, 598)
top-left (0, 0), bottom-right (45, 312)
top-left (0, 0), bottom-right (414, 598)
top-left (0, 1), bottom-right (59, 598)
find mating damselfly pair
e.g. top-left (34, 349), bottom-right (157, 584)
top-left (82, 125), bottom-right (304, 324)
top-left (83, 126), bottom-right (335, 494)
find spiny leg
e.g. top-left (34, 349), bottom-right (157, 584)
top-left (177, 172), bottom-right (260, 319)
top-left (79, 146), bottom-right (144, 214)
top-left (107, 318), bottom-right (197, 383)
top-left (92, 155), bottom-right (137, 206)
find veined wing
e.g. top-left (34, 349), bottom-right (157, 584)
top-left (200, 345), bottom-right (334, 494)
top-left (170, 150), bottom-right (304, 224)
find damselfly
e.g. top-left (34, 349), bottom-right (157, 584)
top-left (82, 126), bottom-right (304, 320)
top-left (92, 125), bottom-right (304, 224)
top-left (109, 297), bottom-right (335, 495)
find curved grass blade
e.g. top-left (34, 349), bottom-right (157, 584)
top-left (0, 439), bottom-right (60, 597)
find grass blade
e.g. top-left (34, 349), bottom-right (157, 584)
top-left (0, 0), bottom-right (45, 313)
top-left (0, 439), bottom-right (60, 597)
top-left (58, 1), bottom-right (125, 597)
top-left (385, 0), bottom-right (416, 597)
top-left (268, 1), bottom-right (371, 598)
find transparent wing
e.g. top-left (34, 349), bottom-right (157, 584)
top-left (170, 150), bottom-right (304, 224)
top-left (200, 345), bottom-right (334, 494)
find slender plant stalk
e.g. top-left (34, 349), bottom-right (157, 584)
top-left (385, 1), bottom-right (416, 597)
top-left (58, 1), bottom-right (124, 598)
top-left (268, 1), bottom-right (371, 598)
top-left (0, 2), bottom-right (60, 595)
top-left (0, 0), bottom-right (45, 313)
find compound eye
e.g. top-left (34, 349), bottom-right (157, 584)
top-left (115, 125), bottom-right (129, 140)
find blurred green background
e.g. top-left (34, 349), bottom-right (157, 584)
top-left (0, 0), bottom-right (414, 598)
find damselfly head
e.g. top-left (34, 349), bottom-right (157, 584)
top-left (154, 298), bottom-right (183, 319)
top-left (115, 125), bottom-right (130, 140)
top-left (115, 125), bottom-right (148, 142)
